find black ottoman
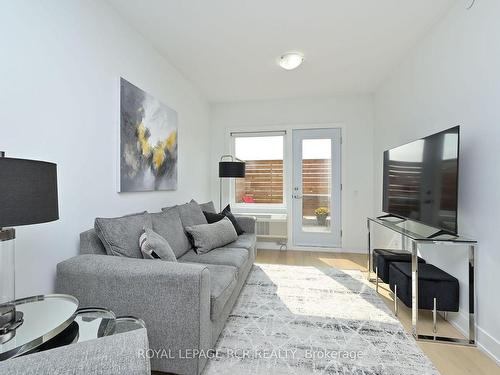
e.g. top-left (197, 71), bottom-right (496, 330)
top-left (389, 262), bottom-right (459, 312)
top-left (373, 249), bottom-right (426, 284)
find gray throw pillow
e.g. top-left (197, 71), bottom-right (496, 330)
top-left (139, 228), bottom-right (177, 262)
top-left (95, 212), bottom-right (152, 258)
top-left (185, 217), bottom-right (238, 254)
top-left (199, 201), bottom-right (216, 214)
top-left (166, 199), bottom-right (207, 228)
top-left (150, 209), bottom-right (191, 258)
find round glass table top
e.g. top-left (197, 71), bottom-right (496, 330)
top-left (0, 294), bottom-right (78, 360)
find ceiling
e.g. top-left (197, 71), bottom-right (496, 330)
top-left (108, 0), bottom-right (455, 103)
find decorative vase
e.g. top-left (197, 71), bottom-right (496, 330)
top-left (316, 214), bottom-right (327, 226)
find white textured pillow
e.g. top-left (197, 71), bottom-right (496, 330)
top-left (139, 228), bottom-right (177, 262)
top-left (185, 217), bottom-right (238, 254)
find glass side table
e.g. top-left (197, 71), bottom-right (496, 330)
top-left (74, 307), bottom-right (146, 342)
top-left (113, 316), bottom-right (147, 335)
top-left (0, 295), bottom-right (79, 361)
top-left (73, 307), bottom-right (116, 342)
top-left (0, 295), bottom-right (146, 361)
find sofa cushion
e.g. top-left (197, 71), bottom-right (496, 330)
top-left (185, 217), bottom-right (238, 254)
top-left (178, 247), bottom-right (249, 274)
top-left (139, 228), bottom-right (177, 262)
top-left (203, 264), bottom-right (238, 320)
top-left (80, 229), bottom-right (107, 255)
top-left (167, 199), bottom-right (207, 228)
top-left (150, 209), bottom-right (191, 258)
top-left (199, 201), bottom-right (217, 214)
top-left (94, 212), bottom-right (152, 258)
top-left (222, 233), bottom-right (256, 251)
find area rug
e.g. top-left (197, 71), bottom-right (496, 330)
top-left (203, 263), bottom-right (439, 375)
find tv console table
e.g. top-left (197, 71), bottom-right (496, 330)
top-left (367, 215), bottom-right (477, 346)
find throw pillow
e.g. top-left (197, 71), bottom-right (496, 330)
top-left (221, 205), bottom-right (245, 235)
top-left (150, 209), bottom-right (191, 258)
top-left (95, 212), bottom-right (152, 258)
top-left (203, 211), bottom-right (224, 224)
top-left (164, 199), bottom-right (207, 228)
top-left (199, 201), bottom-right (217, 214)
top-left (185, 217), bottom-right (238, 254)
top-left (139, 228), bottom-right (177, 262)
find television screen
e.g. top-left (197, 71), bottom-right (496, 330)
top-left (382, 126), bottom-right (459, 234)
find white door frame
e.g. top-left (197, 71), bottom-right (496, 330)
top-left (225, 123), bottom-right (345, 251)
top-left (292, 128), bottom-right (342, 248)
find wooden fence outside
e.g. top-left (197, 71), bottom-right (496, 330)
top-left (235, 159), bottom-right (331, 216)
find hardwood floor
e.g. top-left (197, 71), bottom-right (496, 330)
top-left (256, 249), bottom-right (500, 375)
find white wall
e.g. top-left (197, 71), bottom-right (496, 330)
top-left (0, 0), bottom-right (211, 297)
top-left (373, 0), bottom-right (500, 361)
top-left (211, 95), bottom-right (374, 252)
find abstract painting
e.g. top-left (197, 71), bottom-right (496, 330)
top-left (119, 78), bottom-right (178, 192)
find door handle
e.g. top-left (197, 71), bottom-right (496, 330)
top-left (293, 194), bottom-right (303, 199)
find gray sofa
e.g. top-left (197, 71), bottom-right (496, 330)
top-left (55, 204), bottom-right (256, 375)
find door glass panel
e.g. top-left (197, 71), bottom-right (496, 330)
top-left (302, 139), bottom-right (331, 233)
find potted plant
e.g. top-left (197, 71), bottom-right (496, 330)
top-left (314, 207), bottom-right (329, 226)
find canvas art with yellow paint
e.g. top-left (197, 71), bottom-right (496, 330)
top-left (119, 78), bottom-right (178, 192)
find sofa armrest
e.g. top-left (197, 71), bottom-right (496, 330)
top-left (0, 329), bottom-right (150, 375)
top-left (234, 215), bottom-right (256, 234)
top-left (56, 255), bottom-right (211, 375)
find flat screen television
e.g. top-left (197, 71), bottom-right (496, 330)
top-left (382, 126), bottom-right (459, 234)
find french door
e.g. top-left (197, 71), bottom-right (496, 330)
top-left (292, 128), bottom-right (341, 248)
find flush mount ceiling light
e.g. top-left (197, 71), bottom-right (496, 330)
top-left (278, 52), bottom-right (304, 70)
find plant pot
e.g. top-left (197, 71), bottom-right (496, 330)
top-left (316, 214), bottom-right (327, 226)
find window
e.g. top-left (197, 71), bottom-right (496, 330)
top-left (233, 134), bottom-right (284, 205)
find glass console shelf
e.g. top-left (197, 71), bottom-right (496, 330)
top-left (368, 216), bottom-right (477, 244)
top-left (367, 215), bottom-right (477, 347)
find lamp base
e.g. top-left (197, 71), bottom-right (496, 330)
top-left (0, 227), bottom-right (18, 343)
top-left (0, 304), bottom-right (24, 344)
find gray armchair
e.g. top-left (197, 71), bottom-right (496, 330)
top-left (57, 256), bottom-right (211, 374)
top-left (0, 329), bottom-right (150, 375)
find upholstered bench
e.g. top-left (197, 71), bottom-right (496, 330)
top-left (389, 262), bottom-right (459, 332)
top-left (373, 248), bottom-right (426, 285)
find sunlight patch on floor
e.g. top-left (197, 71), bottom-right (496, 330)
top-left (258, 264), bottom-right (397, 323)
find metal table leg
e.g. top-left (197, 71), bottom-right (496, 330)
top-left (367, 218), bottom-right (371, 281)
top-left (468, 244), bottom-right (476, 344)
top-left (411, 240), bottom-right (419, 337)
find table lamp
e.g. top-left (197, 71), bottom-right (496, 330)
top-left (0, 152), bottom-right (58, 343)
top-left (218, 155), bottom-right (245, 211)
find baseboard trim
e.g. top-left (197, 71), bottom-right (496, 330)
top-left (256, 242), bottom-right (366, 253)
top-left (476, 326), bottom-right (500, 365)
top-left (443, 308), bottom-right (500, 364)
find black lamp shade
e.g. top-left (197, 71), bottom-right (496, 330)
top-left (0, 157), bottom-right (59, 227)
top-left (219, 161), bottom-right (245, 178)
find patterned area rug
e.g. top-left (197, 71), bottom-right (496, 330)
top-left (203, 264), bottom-right (439, 375)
